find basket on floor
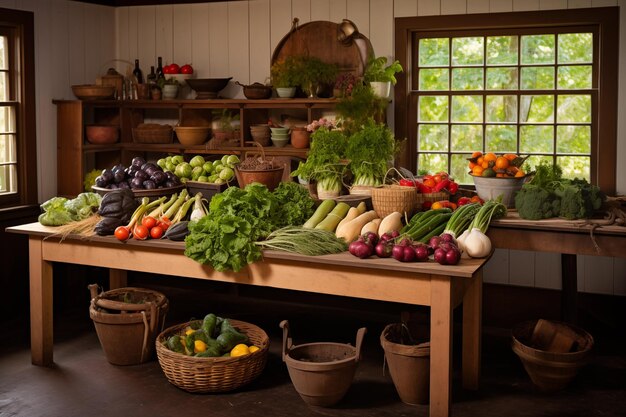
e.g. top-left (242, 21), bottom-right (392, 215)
top-left (156, 319), bottom-right (269, 393)
top-left (371, 185), bottom-right (419, 218)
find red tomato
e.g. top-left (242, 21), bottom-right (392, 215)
top-left (163, 65), bottom-right (172, 74)
top-left (433, 174), bottom-right (443, 184)
top-left (180, 64), bottom-right (193, 74)
top-left (457, 197), bottom-right (471, 206)
top-left (114, 226), bottom-right (129, 241)
top-left (168, 63), bottom-right (180, 74)
top-left (133, 224), bottom-right (149, 240)
top-left (423, 178), bottom-right (436, 189)
top-left (150, 226), bottom-right (164, 239)
top-left (399, 178), bottom-right (416, 187)
top-left (447, 181), bottom-right (459, 194)
top-left (141, 216), bottom-right (157, 230)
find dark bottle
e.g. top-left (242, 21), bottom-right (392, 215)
top-left (156, 56), bottom-right (165, 81)
top-left (146, 66), bottom-right (157, 85)
top-left (132, 59), bottom-right (144, 84)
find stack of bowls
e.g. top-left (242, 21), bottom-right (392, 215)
top-left (250, 124), bottom-right (271, 146)
top-left (270, 126), bottom-right (290, 147)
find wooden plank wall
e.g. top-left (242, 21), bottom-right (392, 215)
top-left (0, 0), bottom-right (621, 296)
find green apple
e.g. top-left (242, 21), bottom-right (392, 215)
top-left (221, 155), bottom-right (230, 165)
top-left (175, 162), bottom-right (192, 178)
top-left (214, 164), bottom-right (225, 173)
top-left (165, 161), bottom-right (175, 172)
top-left (212, 159), bottom-right (221, 167)
top-left (214, 177), bottom-right (225, 184)
top-left (172, 155), bottom-right (185, 165)
top-left (198, 175), bottom-right (209, 183)
top-left (208, 174), bottom-right (219, 182)
top-left (191, 166), bottom-right (204, 180)
top-left (189, 155), bottom-right (205, 168)
top-left (157, 158), bottom-right (167, 169)
top-left (226, 155), bottom-right (240, 165)
top-left (202, 162), bottom-right (214, 174)
top-left (218, 166), bottom-right (234, 181)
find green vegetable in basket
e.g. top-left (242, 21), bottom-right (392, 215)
top-left (195, 346), bottom-right (222, 357)
top-left (202, 313), bottom-right (218, 338)
top-left (166, 335), bottom-right (185, 354)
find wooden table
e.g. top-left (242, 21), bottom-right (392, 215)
top-left (488, 213), bottom-right (626, 322)
top-left (8, 222), bottom-right (489, 417)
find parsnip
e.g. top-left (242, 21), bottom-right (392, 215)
top-left (336, 210), bottom-right (378, 242)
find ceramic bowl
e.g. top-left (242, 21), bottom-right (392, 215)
top-left (174, 126), bottom-right (211, 145)
top-left (85, 125), bottom-right (119, 144)
top-left (271, 133), bottom-right (289, 140)
top-left (271, 137), bottom-right (289, 147)
top-left (270, 127), bottom-right (290, 135)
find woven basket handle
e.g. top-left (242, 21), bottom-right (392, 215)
top-left (279, 320), bottom-right (293, 362)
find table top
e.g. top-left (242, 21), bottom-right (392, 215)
top-left (491, 211), bottom-right (626, 236)
top-left (7, 222), bottom-right (488, 278)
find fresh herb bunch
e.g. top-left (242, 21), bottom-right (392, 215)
top-left (363, 57), bottom-right (403, 85)
top-left (346, 119), bottom-right (396, 187)
top-left (335, 83), bottom-right (387, 136)
top-left (291, 127), bottom-right (348, 194)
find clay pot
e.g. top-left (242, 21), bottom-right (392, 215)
top-left (290, 128), bottom-right (310, 149)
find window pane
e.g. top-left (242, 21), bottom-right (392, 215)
top-left (520, 125), bottom-right (553, 153)
top-left (452, 37), bottom-right (484, 66)
top-left (452, 68), bottom-right (483, 90)
top-left (521, 95), bottom-right (554, 123)
top-left (0, 36), bottom-right (6, 70)
top-left (0, 73), bottom-right (7, 101)
top-left (418, 153), bottom-right (447, 175)
top-left (486, 95), bottom-right (517, 123)
top-left (557, 155), bottom-right (590, 181)
top-left (486, 36), bottom-right (518, 65)
top-left (452, 95), bottom-right (483, 122)
top-left (419, 96), bottom-right (449, 122)
top-left (0, 164), bottom-right (17, 194)
top-left (521, 34), bottom-right (555, 64)
top-left (557, 125), bottom-right (591, 153)
top-left (525, 155), bottom-right (553, 171)
top-left (451, 153), bottom-right (472, 185)
top-left (451, 124), bottom-right (483, 151)
top-left (558, 33), bottom-right (592, 64)
top-left (486, 67), bottom-right (518, 90)
top-left (486, 125), bottom-right (517, 152)
top-left (418, 124), bottom-right (448, 151)
top-left (0, 134), bottom-right (16, 163)
top-left (557, 94), bottom-right (591, 123)
top-left (557, 65), bottom-right (592, 90)
top-left (419, 68), bottom-right (449, 91)
top-left (419, 38), bottom-right (450, 67)
top-left (521, 67), bottom-right (555, 90)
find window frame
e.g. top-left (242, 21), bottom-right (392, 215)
top-left (394, 7), bottom-right (619, 194)
top-left (0, 9), bottom-right (36, 209)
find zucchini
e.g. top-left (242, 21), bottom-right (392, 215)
top-left (303, 199), bottom-right (336, 228)
top-left (407, 212), bottom-right (452, 241)
top-left (315, 202), bottom-right (351, 232)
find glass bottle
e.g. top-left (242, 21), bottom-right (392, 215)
top-left (132, 59), bottom-right (144, 84)
top-left (156, 57), bottom-right (165, 82)
top-left (146, 66), bottom-right (157, 85)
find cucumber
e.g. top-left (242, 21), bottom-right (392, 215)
top-left (303, 199), bottom-right (336, 228)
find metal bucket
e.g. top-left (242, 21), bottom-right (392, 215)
top-left (280, 320), bottom-right (366, 407)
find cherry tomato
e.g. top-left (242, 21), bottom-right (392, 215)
top-left (399, 178), bottom-right (416, 187)
top-left (141, 216), bottom-right (157, 230)
top-left (457, 197), bottom-right (472, 206)
top-left (168, 63), bottom-right (180, 74)
top-left (114, 226), bottom-right (130, 242)
top-left (150, 226), bottom-right (164, 239)
top-left (133, 224), bottom-right (149, 240)
top-left (180, 64), bottom-right (193, 74)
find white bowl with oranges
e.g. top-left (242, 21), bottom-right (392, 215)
top-left (468, 152), bottom-right (530, 208)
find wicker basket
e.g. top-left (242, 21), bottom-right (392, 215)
top-left (132, 124), bottom-right (173, 144)
top-left (371, 185), bottom-right (419, 218)
top-left (156, 319), bottom-right (269, 393)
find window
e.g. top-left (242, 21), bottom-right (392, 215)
top-left (394, 8), bottom-right (619, 193)
top-left (0, 9), bottom-right (36, 209)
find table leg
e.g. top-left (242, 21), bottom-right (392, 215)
top-left (109, 269), bottom-right (127, 289)
top-left (29, 238), bottom-right (53, 366)
top-left (462, 270), bottom-right (482, 390)
top-left (561, 254), bottom-right (578, 323)
top-left (430, 275), bottom-right (453, 417)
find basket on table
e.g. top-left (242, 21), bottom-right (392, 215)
top-left (371, 185), bottom-right (419, 218)
top-left (132, 123), bottom-right (173, 144)
top-left (156, 319), bottom-right (269, 393)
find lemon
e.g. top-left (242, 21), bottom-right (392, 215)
top-left (185, 328), bottom-right (194, 336)
top-left (249, 346), bottom-right (260, 353)
top-left (194, 340), bottom-right (207, 353)
top-left (230, 344), bottom-right (250, 357)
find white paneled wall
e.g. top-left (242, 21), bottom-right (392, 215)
top-left (6, 0), bottom-right (618, 295)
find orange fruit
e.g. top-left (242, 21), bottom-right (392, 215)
top-left (471, 151), bottom-right (483, 158)
top-left (504, 153), bottom-right (518, 161)
top-left (495, 156), bottom-right (510, 170)
top-left (477, 156), bottom-right (484, 165)
top-left (469, 161), bottom-right (477, 169)
top-left (496, 173), bottom-right (505, 177)
top-left (481, 160), bottom-right (490, 169)
top-left (514, 170), bottom-right (525, 178)
top-left (472, 165), bottom-right (484, 176)
top-left (484, 152), bottom-right (497, 162)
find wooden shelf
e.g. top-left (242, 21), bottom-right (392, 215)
top-left (55, 98), bottom-right (330, 196)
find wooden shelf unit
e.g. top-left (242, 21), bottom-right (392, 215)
top-left (54, 98), bottom-right (338, 197)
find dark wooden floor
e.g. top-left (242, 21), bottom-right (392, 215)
top-left (1, 276), bottom-right (625, 417)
